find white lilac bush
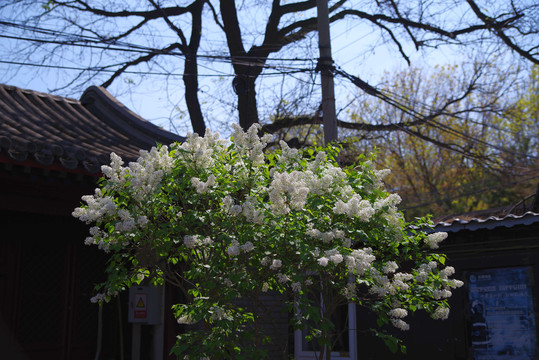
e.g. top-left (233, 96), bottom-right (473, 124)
top-left (73, 124), bottom-right (462, 359)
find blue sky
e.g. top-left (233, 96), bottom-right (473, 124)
top-left (0, 1), bottom-right (475, 137)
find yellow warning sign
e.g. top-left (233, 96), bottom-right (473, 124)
top-left (137, 298), bottom-right (145, 308)
top-left (134, 293), bottom-right (147, 319)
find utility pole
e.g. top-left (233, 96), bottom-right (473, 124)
top-left (317, 0), bottom-right (338, 144)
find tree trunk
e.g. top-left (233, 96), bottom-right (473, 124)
top-left (220, 0), bottom-right (262, 130)
top-left (183, 0), bottom-right (206, 135)
top-left (184, 53), bottom-right (206, 135)
top-left (235, 75), bottom-right (259, 131)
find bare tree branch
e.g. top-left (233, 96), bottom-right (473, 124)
top-left (51, 0), bottom-right (191, 19)
top-left (465, 0), bottom-right (538, 64)
top-left (101, 42), bottom-right (183, 88)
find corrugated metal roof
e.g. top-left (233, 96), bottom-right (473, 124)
top-left (433, 211), bottom-right (539, 232)
top-left (0, 84), bottom-right (183, 173)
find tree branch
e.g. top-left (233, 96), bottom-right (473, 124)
top-left (52, 0), bottom-right (191, 19)
top-left (148, 0), bottom-right (189, 50)
top-left (466, 0), bottom-right (538, 64)
top-left (333, 8), bottom-right (524, 40)
top-left (101, 42), bottom-right (183, 87)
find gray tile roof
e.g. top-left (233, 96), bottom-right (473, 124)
top-left (433, 211), bottom-right (539, 232)
top-left (0, 84), bottom-right (184, 173)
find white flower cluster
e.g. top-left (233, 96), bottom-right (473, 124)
top-left (209, 306), bottom-right (228, 321)
top-left (333, 194), bottom-right (375, 222)
top-left (90, 289), bottom-right (118, 304)
top-left (342, 283), bottom-right (357, 300)
top-left (90, 293), bottom-right (107, 304)
top-left (277, 140), bottom-right (300, 165)
top-left (368, 270), bottom-right (390, 297)
top-left (373, 193), bottom-right (402, 211)
top-left (433, 289), bottom-right (453, 300)
top-left (303, 165), bottom-right (347, 196)
top-left (360, 161), bottom-right (391, 190)
top-left (431, 306), bottom-right (450, 320)
top-left (231, 123), bottom-right (272, 165)
top-left (240, 241), bottom-right (255, 252)
top-left (177, 315), bottom-right (196, 325)
top-left (344, 248), bottom-right (376, 275)
top-left (100, 152), bottom-right (127, 185)
top-left (317, 248), bottom-right (344, 267)
top-left (317, 257), bottom-right (330, 267)
top-left (191, 174), bottom-right (216, 194)
top-left (226, 240), bottom-right (255, 257)
top-left (373, 193), bottom-right (404, 228)
top-left (270, 259), bottom-right (282, 270)
top-left (327, 249), bottom-right (344, 264)
top-left (388, 307), bottom-right (408, 318)
top-left (183, 235), bottom-right (213, 249)
top-left (113, 209), bottom-right (139, 232)
top-left (127, 147), bottom-right (173, 200)
top-left (415, 261), bottom-right (438, 283)
top-left (83, 225), bottom-right (117, 252)
top-left (383, 261), bottom-right (399, 274)
top-left (306, 227), bottom-right (348, 245)
top-left (178, 129), bottom-right (225, 170)
top-left (227, 240), bottom-right (241, 256)
top-left (291, 282), bottom-right (302, 292)
top-left (441, 266), bottom-right (464, 287)
top-left (241, 196), bottom-right (265, 224)
top-left (98, 147), bottom-right (174, 202)
top-left (392, 272), bottom-right (413, 291)
top-left (369, 268), bottom-right (413, 297)
top-left (222, 195), bottom-right (242, 216)
top-left (391, 318), bottom-right (410, 331)
top-left (72, 188), bottom-right (116, 224)
top-left (218, 194), bottom-right (265, 223)
top-left (433, 266), bottom-right (464, 300)
top-left (85, 226), bottom-right (102, 245)
top-left (389, 308), bottom-right (410, 331)
top-left (373, 168), bottom-right (391, 187)
top-left (424, 232), bottom-right (448, 249)
top-left (277, 273), bottom-right (290, 283)
top-left (269, 170), bottom-right (310, 214)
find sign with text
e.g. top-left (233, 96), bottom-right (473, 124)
top-left (467, 267), bottom-right (537, 359)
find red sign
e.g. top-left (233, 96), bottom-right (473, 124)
top-left (134, 293), bottom-right (147, 319)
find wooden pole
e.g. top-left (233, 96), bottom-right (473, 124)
top-left (317, 0), bottom-right (338, 144)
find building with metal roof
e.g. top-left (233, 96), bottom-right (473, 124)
top-left (392, 187), bottom-right (539, 360)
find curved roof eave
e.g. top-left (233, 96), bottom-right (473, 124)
top-left (433, 211), bottom-right (539, 233)
top-left (0, 84), bottom-right (184, 174)
top-left (80, 86), bottom-right (184, 147)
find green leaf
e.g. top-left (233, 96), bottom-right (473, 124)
top-left (384, 337), bottom-right (399, 354)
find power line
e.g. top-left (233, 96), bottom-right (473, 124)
top-left (0, 19), bottom-right (320, 77)
top-left (0, 20), bottom-right (318, 65)
top-left (0, 59), bottom-right (312, 78)
top-left (0, 32), bottom-right (318, 77)
top-left (0, 59), bottom-right (227, 77)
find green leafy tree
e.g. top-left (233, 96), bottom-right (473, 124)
top-left (74, 124), bottom-right (462, 359)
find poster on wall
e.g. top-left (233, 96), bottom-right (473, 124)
top-left (467, 267), bottom-right (537, 360)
